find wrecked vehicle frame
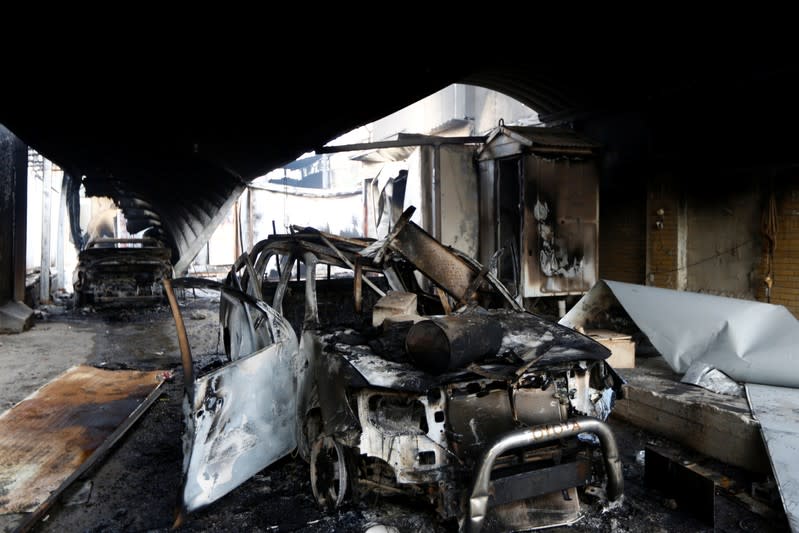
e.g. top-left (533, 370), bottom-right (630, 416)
top-left (73, 237), bottom-right (172, 307)
top-left (166, 207), bottom-right (624, 532)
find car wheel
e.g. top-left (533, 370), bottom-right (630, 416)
top-left (310, 436), bottom-right (350, 510)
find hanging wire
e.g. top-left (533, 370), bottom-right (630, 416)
top-left (651, 239), bottom-right (754, 275)
top-left (761, 184), bottom-right (778, 302)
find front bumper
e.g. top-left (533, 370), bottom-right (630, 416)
top-left (465, 417), bottom-right (623, 533)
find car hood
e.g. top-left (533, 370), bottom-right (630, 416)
top-left (322, 309), bottom-right (610, 393)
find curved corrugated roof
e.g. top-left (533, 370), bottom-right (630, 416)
top-left (2, 50), bottom-right (799, 271)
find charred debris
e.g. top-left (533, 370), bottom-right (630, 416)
top-left (166, 206), bottom-right (624, 532)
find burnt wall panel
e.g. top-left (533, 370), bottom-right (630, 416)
top-left (523, 155), bottom-right (599, 296)
top-left (685, 179), bottom-right (761, 299)
top-left (644, 173), bottom-right (799, 316)
top-left (599, 181), bottom-right (646, 284)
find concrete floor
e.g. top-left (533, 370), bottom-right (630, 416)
top-left (0, 297), bottom-right (790, 533)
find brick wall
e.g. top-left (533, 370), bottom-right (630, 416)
top-left (599, 183), bottom-right (646, 284)
top-left (600, 172), bottom-right (799, 317)
top-left (645, 175), bottom-right (681, 289)
top-left (759, 177), bottom-right (799, 315)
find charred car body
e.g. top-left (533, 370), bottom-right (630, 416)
top-left (168, 208), bottom-right (623, 532)
top-left (73, 238), bottom-right (172, 306)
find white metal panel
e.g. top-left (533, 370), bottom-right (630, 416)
top-left (402, 147), bottom-right (428, 229)
top-left (746, 384), bottom-right (799, 533)
top-left (562, 280), bottom-right (799, 388)
top-left (478, 159), bottom-right (496, 266)
top-left (439, 145), bottom-right (479, 258)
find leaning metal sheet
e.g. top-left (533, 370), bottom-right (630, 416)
top-left (561, 280), bottom-right (799, 388)
top-left (746, 384), bottom-right (799, 533)
top-left (388, 220), bottom-right (477, 301)
top-left (0, 365), bottom-right (163, 514)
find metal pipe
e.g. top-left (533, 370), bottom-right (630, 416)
top-left (163, 278), bottom-right (194, 405)
top-left (362, 178), bottom-right (370, 236)
top-left (303, 252), bottom-right (319, 328)
top-left (243, 254), bottom-right (263, 300)
top-left (272, 254), bottom-right (294, 315)
top-left (272, 220), bottom-right (281, 278)
top-left (316, 231), bottom-right (385, 297)
top-left (353, 260), bottom-right (363, 314)
top-left (465, 417), bottom-right (623, 533)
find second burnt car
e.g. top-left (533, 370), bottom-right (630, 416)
top-left (73, 238), bottom-right (172, 307)
top-left (167, 207), bottom-right (623, 532)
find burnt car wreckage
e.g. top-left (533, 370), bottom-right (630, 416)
top-left (165, 207), bottom-right (624, 532)
top-left (73, 238), bottom-right (172, 306)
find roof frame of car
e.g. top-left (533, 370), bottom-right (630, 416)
top-left (229, 207), bottom-right (522, 313)
top-left (85, 237), bottom-right (164, 248)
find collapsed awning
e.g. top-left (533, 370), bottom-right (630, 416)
top-left (560, 280), bottom-right (799, 388)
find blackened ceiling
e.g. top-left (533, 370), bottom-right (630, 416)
top-left (2, 40), bottom-right (799, 272)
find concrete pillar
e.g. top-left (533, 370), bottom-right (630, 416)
top-left (433, 144), bottom-right (442, 241)
top-left (0, 130), bottom-right (14, 302)
top-left (0, 125), bottom-right (33, 333)
top-left (56, 177), bottom-right (67, 290)
top-left (40, 159), bottom-right (52, 303)
top-left (13, 137), bottom-right (27, 303)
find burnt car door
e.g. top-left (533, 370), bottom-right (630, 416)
top-left (166, 276), bottom-right (300, 517)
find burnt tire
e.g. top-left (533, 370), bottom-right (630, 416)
top-left (298, 408), bottom-right (322, 463)
top-left (310, 436), bottom-right (351, 511)
top-left (73, 291), bottom-right (89, 308)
